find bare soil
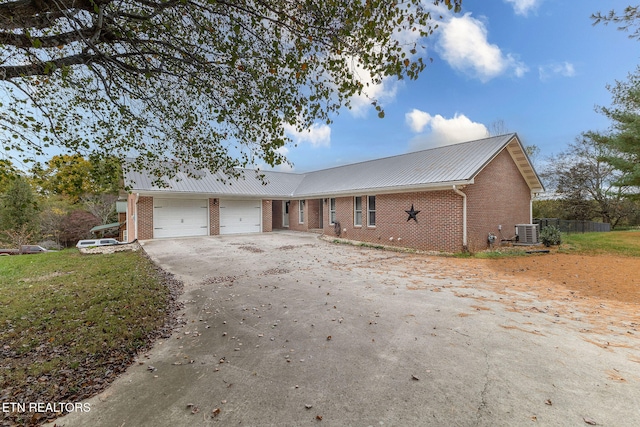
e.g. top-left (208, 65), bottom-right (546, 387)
top-left (433, 252), bottom-right (640, 345)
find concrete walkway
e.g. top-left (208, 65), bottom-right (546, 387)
top-left (59, 232), bottom-right (640, 426)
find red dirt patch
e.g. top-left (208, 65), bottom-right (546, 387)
top-left (479, 253), bottom-right (640, 304)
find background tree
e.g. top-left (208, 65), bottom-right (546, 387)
top-left (30, 154), bottom-right (121, 202)
top-left (532, 199), bottom-right (567, 220)
top-left (0, 175), bottom-right (40, 243)
top-left (586, 68), bottom-right (640, 195)
top-left (0, 159), bottom-right (19, 193)
top-left (540, 134), bottom-right (632, 227)
top-left (592, 5), bottom-right (640, 40)
top-left (61, 210), bottom-right (101, 246)
top-left (1, 0), bottom-right (462, 181)
top-left (81, 193), bottom-right (118, 225)
top-left (39, 195), bottom-right (74, 247)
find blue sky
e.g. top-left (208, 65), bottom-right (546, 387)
top-left (277, 0), bottom-right (640, 173)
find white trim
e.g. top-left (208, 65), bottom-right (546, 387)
top-left (329, 198), bottom-right (336, 225)
top-left (298, 200), bottom-right (305, 224)
top-left (354, 196), bottom-right (362, 227)
top-left (367, 195), bottom-right (376, 227)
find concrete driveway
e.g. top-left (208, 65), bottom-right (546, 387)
top-left (60, 232), bottom-right (640, 426)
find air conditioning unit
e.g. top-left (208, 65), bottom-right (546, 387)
top-left (516, 224), bottom-right (539, 245)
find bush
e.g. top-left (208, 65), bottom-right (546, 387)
top-left (540, 225), bottom-right (562, 247)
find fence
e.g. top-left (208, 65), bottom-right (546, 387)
top-left (533, 218), bottom-right (610, 233)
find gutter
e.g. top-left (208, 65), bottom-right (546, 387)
top-left (452, 185), bottom-right (468, 250)
top-left (293, 180), bottom-right (475, 200)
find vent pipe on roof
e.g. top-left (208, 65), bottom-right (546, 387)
top-left (452, 185), bottom-right (468, 250)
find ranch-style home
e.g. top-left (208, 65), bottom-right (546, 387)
top-left (120, 133), bottom-right (544, 253)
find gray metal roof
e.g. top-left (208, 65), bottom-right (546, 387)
top-left (124, 134), bottom-right (544, 197)
top-left (124, 168), bottom-right (305, 198)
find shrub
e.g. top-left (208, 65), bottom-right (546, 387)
top-left (540, 225), bottom-right (562, 247)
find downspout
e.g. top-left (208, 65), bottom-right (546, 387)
top-left (452, 185), bottom-right (468, 250)
top-left (530, 191), bottom-right (534, 224)
top-left (134, 193), bottom-right (140, 241)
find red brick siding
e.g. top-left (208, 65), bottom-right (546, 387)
top-left (262, 200), bottom-right (272, 232)
top-left (307, 199), bottom-right (321, 229)
top-left (209, 198), bottom-right (220, 235)
top-left (137, 196), bottom-right (154, 240)
top-left (272, 200), bottom-right (283, 229)
top-left (288, 200), bottom-right (309, 232)
top-left (322, 192), bottom-right (464, 253)
top-left (465, 149), bottom-right (531, 252)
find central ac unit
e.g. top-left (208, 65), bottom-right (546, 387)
top-left (516, 224), bottom-right (539, 245)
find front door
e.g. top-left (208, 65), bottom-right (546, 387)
top-left (283, 201), bottom-right (289, 227)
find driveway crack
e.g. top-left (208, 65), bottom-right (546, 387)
top-left (475, 331), bottom-right (491, 426)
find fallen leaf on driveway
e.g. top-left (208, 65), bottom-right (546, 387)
top-left (212, 408), bottom-right (221, 417)
top-left (412, 375), bottom-right (420, 381)
top-left (583, 417), bottom-right (597, 425)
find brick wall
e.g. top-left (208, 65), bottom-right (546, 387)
top-left (288, 200), bottom-right (309, 232)
top-left (272, 200), bottom-right (283, 229)
top-left (262, 200), bottom-right (273, 232)
top-left (209, 198), bottom-right (220, 235)
top-left (137, 196), bottom-right (154, 240)
top-left (322, 192), bottom-right (463, 253)
top-left (307, 199), bottom-right (321, 229)
top-left (465, 149), bottom-right (531, 251)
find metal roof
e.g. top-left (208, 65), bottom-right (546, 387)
top-left (124, 168), bottom-right (305, 198)
top-left (124, 134), bottom-right (544, 198)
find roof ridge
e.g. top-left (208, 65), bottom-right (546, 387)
top-left (300, 133), bottom-right (516, 175)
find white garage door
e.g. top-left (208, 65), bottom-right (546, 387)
top-left (153, 198), bottom-right (209, 238)
top-left (220, 200), bottom-right (261, 235)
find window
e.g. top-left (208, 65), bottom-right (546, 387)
top-left (367, 195), bottom-right (376, 226)
top-left (299, 200), bottom-right (305, 223)
top-left (329, 198), bottom-right (336, 224)
top-left (354, 196), bottom-right (362, 226)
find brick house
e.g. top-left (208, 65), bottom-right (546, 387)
top-left (122, 134), bottom-right (543, 252)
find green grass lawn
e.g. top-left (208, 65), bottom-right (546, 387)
top-left (0, 249), bottom-right (179, 425)
top-left (561, 230), bottom-right (640, 257)
top-left (459, 230), bottom-right (640, 258)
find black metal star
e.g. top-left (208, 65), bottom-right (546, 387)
top-left (405, 204), bottom-right (420, 222)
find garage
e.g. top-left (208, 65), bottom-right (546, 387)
top-left (153, 198), bottom-right (209, 238)
top-left (220, 199), bottom-right (262, 234)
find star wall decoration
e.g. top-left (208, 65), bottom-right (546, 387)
top-left (405, 204), bottom-right (420, 222)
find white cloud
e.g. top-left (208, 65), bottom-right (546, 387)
top-left (255, 146), bottom-right (295, 172)
top-left (347, 63), bottom-right (399, 118)
top-left (405, 110), bottom-right (489, 151)
top-left (405, 109), bottom-right (433, 133)
top-left (284, 122), bottom-right (331, 148)
top-left (437, 13), bottom-right (528, 82)
top-left (504, 0), bottom-right (542, 16)
top-left (538, 62), bottom-right (576, 81)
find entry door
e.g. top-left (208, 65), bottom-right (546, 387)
top-left (283, 201), bottom-right (289, 227)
